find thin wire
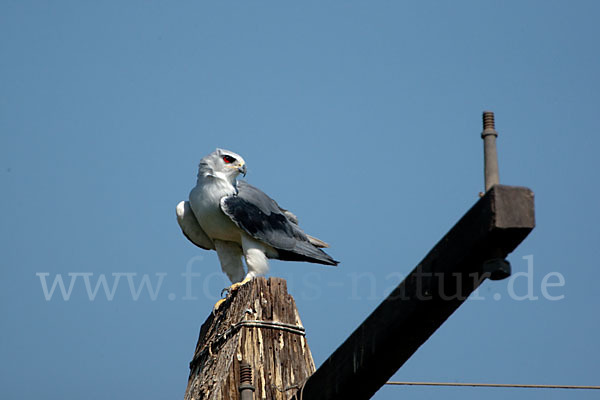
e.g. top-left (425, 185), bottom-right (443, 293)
top-left (235, 320), bottom-right (306, 336)
top-left (385, 381), bottom-right (600, 390)
top-left (190, 318), bottom-right (306, 368)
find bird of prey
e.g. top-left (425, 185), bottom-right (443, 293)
top-left (176, 148), bottom-right (338, 289)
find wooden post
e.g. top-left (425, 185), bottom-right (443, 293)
top-left (184, 277), bottom-right (315, 400)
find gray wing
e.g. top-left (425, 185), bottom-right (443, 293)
top-left (176, 201), bottom-right (215, 250)
top-left (219, 181), bottom-right (338, 266)
top-left (279, 207), bottom-right (329, 248)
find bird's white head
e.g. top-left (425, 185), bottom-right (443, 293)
top-left (198, 148), bottom-right (247, 183)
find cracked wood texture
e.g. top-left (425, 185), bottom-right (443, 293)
top-left (184, 277), bottom-right (315, 400)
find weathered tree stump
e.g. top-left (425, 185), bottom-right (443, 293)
top-left (184, 277), bottom-right (315, 400)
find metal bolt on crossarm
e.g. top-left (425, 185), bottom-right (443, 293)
top-left (481, 111), bottom-right (500, 192)
top-left (480, 111), bottom-right (511, 280)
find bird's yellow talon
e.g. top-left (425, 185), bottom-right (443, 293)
top-left (229, 276), bottom-right (253, 292)
top-left (213, 298), bottom-right (226, 314)
top-left (214, 277), bottom-right (254, 314)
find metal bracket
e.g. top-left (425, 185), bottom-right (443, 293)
top-left (482, 258), bottom-right (511, 281)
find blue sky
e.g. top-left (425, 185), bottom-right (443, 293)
top-left (1, 1), bottom-right (599, 399)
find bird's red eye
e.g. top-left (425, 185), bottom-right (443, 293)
top-left (222, 155), bottom-right (236, 164)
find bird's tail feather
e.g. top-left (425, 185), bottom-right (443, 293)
top-left (306, 234), bottom-right (330, 248)
top-left (275, 241), bottom-right (339, 266)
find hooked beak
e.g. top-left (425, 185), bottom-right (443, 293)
top-left (238, 164), bottom-right (247, 177)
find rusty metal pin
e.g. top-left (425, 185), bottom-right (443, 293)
top-left (239, 362), bottom-right (255, 400)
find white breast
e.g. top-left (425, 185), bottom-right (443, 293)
top-left (189, 177), bottom-right (242, 244)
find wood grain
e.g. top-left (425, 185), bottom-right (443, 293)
top-left (185, 277), bottom-right (315, 400)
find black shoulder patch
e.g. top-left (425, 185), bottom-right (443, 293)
top-left (221, 196), bottom-right (297, 250)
